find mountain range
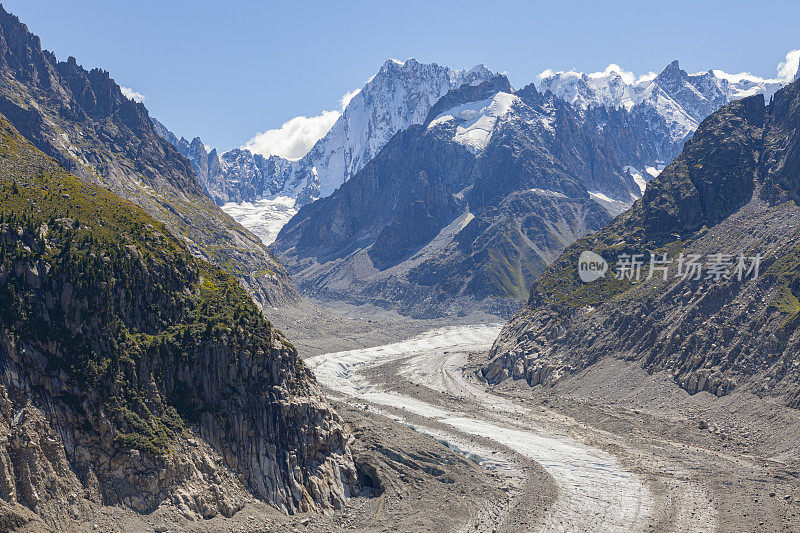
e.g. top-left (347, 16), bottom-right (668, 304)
top-left (155, 59), bottom-right (495, 204)
top-left (151, 54), bottom-right (796, 318)
top-left (271, 75), bottom-right (631, 317)
top-left (156, 54), bottom-right (794, 215)
top-left (484, 76), bottom-right (800, 406)
top-left (261, 58), bottom-right (794, 317)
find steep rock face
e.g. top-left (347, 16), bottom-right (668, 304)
top-left (0, 7), bottom-right (297, 308)
top-left (485, 81), bottom-right (800, 406)
top-left (272, 77), bottom-right (645, 317)
top-left (0, 114), bottom-right (355, 526)
top-left (155, 59), bottom-right (496, 206)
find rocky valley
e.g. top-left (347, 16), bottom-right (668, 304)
top-left (0, 2), bottom-right (800, 532)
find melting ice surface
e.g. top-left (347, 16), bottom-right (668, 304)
top-left (308, 325), bottom-right (665, 532)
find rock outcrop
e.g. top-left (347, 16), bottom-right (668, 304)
top-left (0, 113), bottom-right (355, 527)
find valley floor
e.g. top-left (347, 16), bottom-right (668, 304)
top-left (276, 300), bottom-right (800, 532)
top-left (61, 300), bottom-right (800, 532)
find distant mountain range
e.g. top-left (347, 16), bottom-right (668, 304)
top-left (154, 60), bottom-right (495, 205)
top-left (260, 57), bottom-right (795, 317)
top-left (485, 76), bottom-right (800, 407)
top-left (151, 50), bottom-right (797, 318)
top-left (540, 60), bottom-right (785, 138)
top-left (154, 55), bottom-right (796, 248)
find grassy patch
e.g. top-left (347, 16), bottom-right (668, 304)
top-left (770, 286), bottom-right (800, 316)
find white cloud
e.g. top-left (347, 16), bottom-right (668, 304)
top-left (710, 49), bottom-right (800, 86)
top-left (777, 49), bottom-right (800, 82)
top-left (243, 110), bottom-right (340, 160)
top-left (711, 69), bottom-right (765, 83)
top-left (243, 88), bottom-right (360, 160)
top-left (120, 86), bottom-right (146, 103)
top-left (340, 88), bottom-right (361, 109)
top-left (636, 71), bottom-right (658, 83)
top-left (589, 64), bottom-right (636, 84)
top-left (538, 65), bottom-right (653, 85)
top-left (537, 68), bottom-right (556, 80)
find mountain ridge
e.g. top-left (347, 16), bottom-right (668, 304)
top-left (483, 79), bottom-right (800, 405)
top-left (0, 6), bottom-right (298, 308)
top-left (153, 54), bottom-right (795, 250)
top-left (161, 58), bottom-right (496, 208)
top-left (268, 56), bottom-right (795, 318)
top-left (0, 110), bottom-right (355, 525)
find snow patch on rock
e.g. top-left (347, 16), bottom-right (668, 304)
top-left (430, 92), bottom-right (519, 153)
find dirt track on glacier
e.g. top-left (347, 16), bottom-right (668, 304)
top-left (306, 325), bottom-right (718, 532)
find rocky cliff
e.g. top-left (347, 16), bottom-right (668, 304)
top-left (484, 79), bottom-right (800, 405)
top-left (0, 7), bottom-right (298, 308)
top-left (0, 113), bottom-right (355, 528)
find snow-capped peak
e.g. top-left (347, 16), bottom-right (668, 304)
top-left (537, 64), bottom-right (656, 111)
top-left (207, 58), bottom-right (497, 205)
top-left (283, 58), bottom-right (497, 198)
top-left (538, 52), bottom-right (796, 145)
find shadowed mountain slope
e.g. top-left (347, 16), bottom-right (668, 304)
top-left (485, 79), bottom-right (800, 406)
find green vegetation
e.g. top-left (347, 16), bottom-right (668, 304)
top-left (0, 116), bottom-right (286, 455)
top-left (484, 227), bottom-right (538, 300)
top-left (769, 286), bottom-right (800, 316)
top-left (530, 235), bottom-right (686, 314)
top-left (764, 243), bottom-right (800, 318)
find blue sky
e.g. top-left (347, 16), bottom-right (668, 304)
top-left (5, 0), bottom-right (799, 153)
